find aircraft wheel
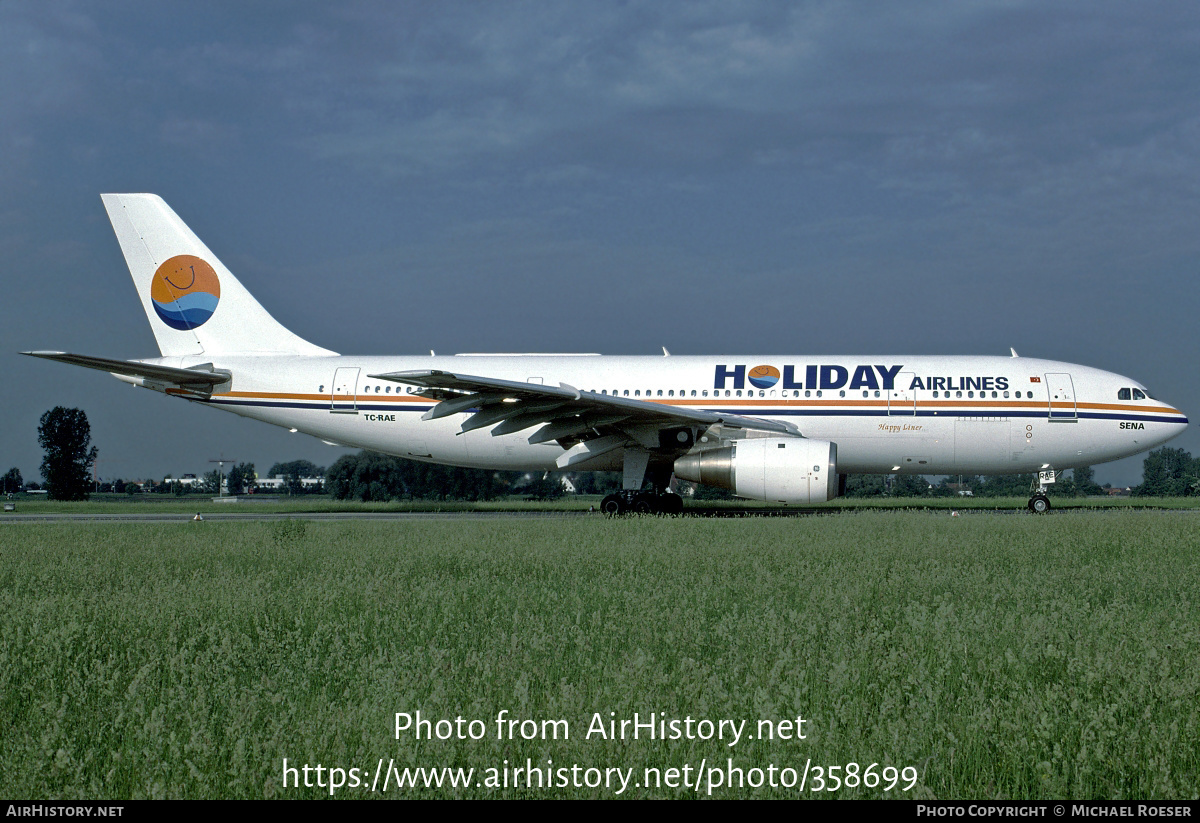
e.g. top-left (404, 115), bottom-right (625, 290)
top-left (633, 497), bottom-right (654, 515)
top-left (600, 495), bottom-right (624, 515)
top-left (1028, 494), bottom-right (1051, 514)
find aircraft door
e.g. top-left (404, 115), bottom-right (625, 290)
top-left (1045, 373), bottom-right (1076, 420)
top-left (331, 367), bottom-right (360, 413)
top-left (888, 371), bottom-right (916, 415)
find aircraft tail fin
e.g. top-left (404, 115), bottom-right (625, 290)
top-left (101, 193), bottom-right (335, 358)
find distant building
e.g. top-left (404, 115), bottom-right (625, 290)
top-left (254, 475), bottom-right (324, 491)
top-left (163, 474), bottom-right (226, 493)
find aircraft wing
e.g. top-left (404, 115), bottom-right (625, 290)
top-left (367, 369), bottom-right (800, 446)
top-left (21, 351), bottom-right (230, 389)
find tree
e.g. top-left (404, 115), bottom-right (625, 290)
top-left (844, 474), bottom-right (887, 497)
top-left (268, 460), bottom-right (324, 479)
top-left (890, 474), bottom-right (930, 497)
top-left (37, 407), bottom-right (98, 501)
top-left (325, 451), bottom-right (519, 501)
top-left (1135, 447), bottom-right (1195, 496)
top-left (226, 462), bottom-right (256, 495)
top-left (973, 474), bottom-right (1035, 497)
top-left (325, 452), bottom-right (406, 501)
top-left (1072, 466), bottom-right (1104, 496)
top-left (202, 469), bottom-right (223, 495)
top-left (524, 473), bottom-right (566, 501)
top-left (2, 467), bottom-right (23, 494)
top-left (571, 471), bottom-right (622, 495)
top-left (690, 481), bottom-right (734, 500)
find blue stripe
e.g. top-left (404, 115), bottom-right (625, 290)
top-left (200, 397), bottom-right (1186, 425)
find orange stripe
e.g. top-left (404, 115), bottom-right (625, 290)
top-left (190, 389), bottom-right (1184, 418)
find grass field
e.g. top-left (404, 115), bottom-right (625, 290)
top-left (2, 511), bottom-right (1198, 798)
top-left (6, 493), bottom-right (1200, 515)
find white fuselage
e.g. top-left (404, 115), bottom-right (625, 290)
top-left (152, 353), bottom-right (1188, 476)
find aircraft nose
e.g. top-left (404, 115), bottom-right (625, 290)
top-left (1161, 405), bottom-right (1189, 441)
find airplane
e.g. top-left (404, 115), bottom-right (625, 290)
top-left (24, 194), bottom-right (1189, 514)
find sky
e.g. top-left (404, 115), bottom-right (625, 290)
top-left (2, 1), bottom-right (1197, 487)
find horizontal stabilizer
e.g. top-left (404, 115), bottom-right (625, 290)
top-left (21, 351), bottom-right (229, 387)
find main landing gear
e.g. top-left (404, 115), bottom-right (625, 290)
top-left (602, 453), bottom-right (685, 515)
top-left (600, 490), bottom-right (685, 515)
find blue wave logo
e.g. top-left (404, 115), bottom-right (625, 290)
top-left (748, 365), bottom-right (780, 389)
top-left (151, 255), bottom-right (220, 330)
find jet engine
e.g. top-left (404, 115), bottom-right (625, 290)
top-left (673, 437), bottom-right (839, 504)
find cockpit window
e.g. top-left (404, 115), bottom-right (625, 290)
top-left (1132, 389), bottom-right (1146, 400)
top-left (1118, 388), bottom-right (1131, 400)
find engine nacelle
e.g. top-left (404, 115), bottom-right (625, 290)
top-left (673, 437), bottom-right (839, 504)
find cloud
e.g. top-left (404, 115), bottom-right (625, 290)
top-left (3, 1), bottom-right (1199, 485)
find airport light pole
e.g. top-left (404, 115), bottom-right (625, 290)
top-left (209, 457), bottom-right (235, 498)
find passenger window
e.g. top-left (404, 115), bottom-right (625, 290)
top-left (1118, 388), bottom-right (1131, 400)
top-left (668, 390), bottom-right (674, 397)
top-left (690, 390), bottom-right (697, 397)
top-left (968, 391), bottom-right (974, 398)
top-left (956, 391), bottom-right (962, 398)
top-left (816, 390), bottom-right (823, 398)
top-left (1133, 389), bottom-right (1146, 400)
top-left (725, 390), bottom-right (731, 397)
top-left (319, 385), bottom-right (324, 392)
top-left (702, 390), bottom-right (708, 397)
top-left (839, 390), bottom-right (846, 398)
top-left (932, 391), bottom-right (939, 398)
top-left (805, 390), bottom-right (811, 398)
top-left (623, 390), bottom-right (629, 396)
top-left (1003, 391), bottom-right (1009, 398)
top-left (656, 390), bottom-right (662, 397)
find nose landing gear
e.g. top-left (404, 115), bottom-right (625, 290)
top-left (1028, 494), bottom-right (1051, 514)
top-left (1028, 470), bottom-right (1055, 513)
